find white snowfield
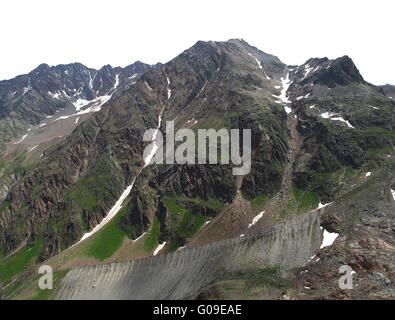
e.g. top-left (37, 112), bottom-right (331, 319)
top-left (273, 72), bottom-right (293, 114)
top-left (55, 95), bottom-right (112, 122)
top-left (391, 189), bottom-right (395, 200)
top-left (55, 73), bottom-right (120, 122)
top-left (320, 226), bottom-right (339, 249)
top-left (48, 91), bottom-right (61, 99)
top-left (153, 242), bottom-right (166, 256)
top-left (279, 73), bottom-right (292, 103)
top-left (320, 112), bottom-right (354, 128)
top-left (284, 106), bottom-right (292, 114)
top-left (248, 211), bottom-right (264, 228)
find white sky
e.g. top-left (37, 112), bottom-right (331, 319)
top-left (0, 0), bottom-right (393, 85)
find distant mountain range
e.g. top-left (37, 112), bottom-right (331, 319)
top-left (0, 61), bottom-right (153, 151)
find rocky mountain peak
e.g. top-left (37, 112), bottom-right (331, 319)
top-left (293, 55), bottom-right (365, 88)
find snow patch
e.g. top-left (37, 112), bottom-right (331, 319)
top-left (13, 128), bottom-right (31, 144)
top-left (317, 201), bottom-right (331, 209)
top-left (22, 85), bottom-right (32, 96)
top-left (79, 183), bottom-right (135, 243)
top-left (330, 116), bottom-right (355, 128)
top-left (48, 91), bottom-right (61, 99)
top-left (133, 232), bottom-right (146, 243)
top-left (320, 112), bottom-right (354, 128)
top-left (278, 73), bottom-right (292, 104)
top-left (248, 53), bottom-right (263, 69)
top-left (248, 211), bottom-right (264, 228)
top-left (320, 227), bottom-right (339, 249)
top-left (55, 95), bottom-right (112, 121)
top-left (153, 242), bottom-right (166, 256)
top-left (166, 76), bottom-right (171, 99)
top-left (28, 145), bottom-right (38, 153)
top-left (303, 64), bottom-right (313, 79)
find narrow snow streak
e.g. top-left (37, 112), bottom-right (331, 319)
top-left (79, 183), bottom-right (135, 243)
top-left (13, 128), bottom-right (31, 144)
top-left (166, 76), bottom-right (171, 99)
top-left (77, 95), bottom-right (167, 244)
top-left (248, 211), bottom-right (264, 228)
top-left (133, 232), bottom-right (146, 243)
top-left (320, 112), bottom-right (354, 128)
top-left (153, 242), bottom-right (166, 256)
top-left (317, 202), bottom-right (331, 209)
top-left (28, 145), bottom-right (38, 153)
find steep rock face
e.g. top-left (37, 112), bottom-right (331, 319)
top-left (0, 61), bottom-right (151, 150)
top-left (0, 69), bottom-right (167, 259)
top-left (286, 56), bottom-right (394, 201)
top-left (290, 168), bottom-right (395, 299)
top-left (381, 84), bottom-right (395, 100)
top-left (117, 39), bottom-right (289, 248)
top-left (0, 39), bottom-right (291, 260)
top-left (55, 211), bottom-right (322, 300)
top-left (293, 56), bottom-right (365, 88)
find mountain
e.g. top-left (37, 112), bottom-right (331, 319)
top-left (0, 39), bottom-right (393, 300)
top-left (0, 61), bottom-right (153, 205)
top-left (0, 61), bottom-right (151, 153)
top-left (382, 84), bottom-right (395, 100)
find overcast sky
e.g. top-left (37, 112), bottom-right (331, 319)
top-left (1, 0), bottom-right (393, 85)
